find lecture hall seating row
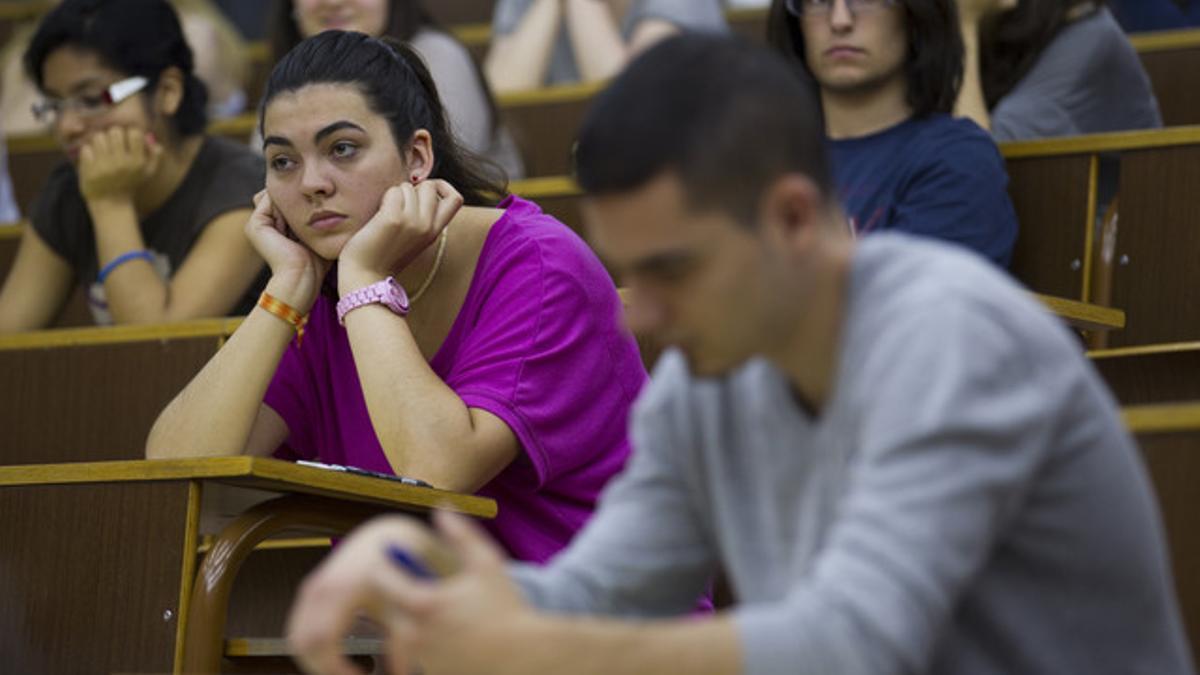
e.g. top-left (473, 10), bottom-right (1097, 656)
top-left (0, 316), bottom-right (1197, 671)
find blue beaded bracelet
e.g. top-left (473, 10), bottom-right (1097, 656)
top-left (97, 249), bottom-right (155, 284)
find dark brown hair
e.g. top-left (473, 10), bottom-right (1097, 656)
top-left (262, 30), bottom-right (505, 206)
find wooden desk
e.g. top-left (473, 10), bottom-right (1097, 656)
top-left (1001, 126), bottom-right (1200, 348)
top-left (0, 319), bottom-right (239, 465)
top-left (0, 457), bottom-right (495, 674)
top-left (1092, 342), bottom-right (1200, 406)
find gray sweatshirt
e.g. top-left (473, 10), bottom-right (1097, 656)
top-left (512, 234), bottom-right (1194, 674)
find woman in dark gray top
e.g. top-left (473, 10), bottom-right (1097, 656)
top-left (956, 0), bottom-right (1162, 140)
top-left (0, 0), bottom-right (267, 332)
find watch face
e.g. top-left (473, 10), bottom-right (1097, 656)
top-left (384, 277), bottom-right (411, 313)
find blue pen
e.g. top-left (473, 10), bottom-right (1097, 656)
top-left (387, 543), bottom-right (436, 580)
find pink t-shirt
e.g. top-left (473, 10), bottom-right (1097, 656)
top-left (264, 195), bottom-right (647, 563)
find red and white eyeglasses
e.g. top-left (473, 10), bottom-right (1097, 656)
top-left (31, 75), bottom-right (149, 125)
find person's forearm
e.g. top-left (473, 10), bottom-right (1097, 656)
top-left (340, 296), bottom-right (496, 492)
top-left (955, 22), bottom-right (992, 130)
top-left (485, 0), bottom-right (562, 93)
top-left (517, 614), bottom-right (742, 675)
top-left (564, 0), bottom-right (628, 82)
top-left (88, 197), bottom-right (176, 324)
top-left (145, 277), bottom-right (295, 458)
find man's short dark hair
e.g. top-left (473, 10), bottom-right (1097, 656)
top-left (765, 0), bottom-right (964, 118)
top-left (574, 35), bottom-right (832, 227)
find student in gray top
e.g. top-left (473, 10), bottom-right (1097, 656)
top-left (485, 0), bottom-right (727, 93)
top-left (956, 0), bottom-right (1162, 140)
top-left (284, 36), bottom-right (1195, 675)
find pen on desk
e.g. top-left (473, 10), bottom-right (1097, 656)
top-left (387, 544), bottom-right (437, 580)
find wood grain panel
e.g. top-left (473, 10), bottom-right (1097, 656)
top-left (0, 335), bottom-right (221, 464)
top-left (0, 481), bottom-right (191, 674)
top-left (1109, 145), bottom-right (1200, 346)
top-left (1138, 48), bottom-right (1200, 128)
top-left (1138, 430), bottom-right (1200, 658)
top-left (224, 546), bottom-right (330, 637)
top-left (1005, 154), bottom-right (1092, 299)
top-left (501, 86), bottom-right (597, 178)
top-left (1092, 344), bottom-right (1200, 406)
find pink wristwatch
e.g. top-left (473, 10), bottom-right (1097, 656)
top-left (336, 276), bottom-right (410, 325)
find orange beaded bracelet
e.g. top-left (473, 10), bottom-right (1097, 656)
top-left (258, 291), bottom-right (308, 346)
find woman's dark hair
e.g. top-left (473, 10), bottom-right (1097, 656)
top-left (261, 30), bottom-right (504, 207)
top-left (766, 0), bottom-right (964, 118)
top-left (978, 0), bottom-right (1102, 107)
top-left (268, 0), bottom-right (503, 140)
top-left (24, 0), bottom-right (209, 137)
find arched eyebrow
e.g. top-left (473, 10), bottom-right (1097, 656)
top-left (263, 120), bottom-right (367, 151)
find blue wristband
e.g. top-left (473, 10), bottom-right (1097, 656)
top-left (97, 249), bottom-right (155, 283)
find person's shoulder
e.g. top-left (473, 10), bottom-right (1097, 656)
top-left (488, 195), bottom-right (602, 272)
top-left (204, 135), bottom-right (265, 176)
top-left (40, 160), bottom-right (79, 195)
top-left (902, 114), bottom-right (1006, 176)
top-left (852, 235), bottom-right (1066, 352)
top-left (31, 160), bottom-right (82, 220)
top-left (410, 28), bottom-right (475, 68)
top-left (192, 136), bottom-right (264, 201)
top-left (909, 114), bottom-right (999, 153)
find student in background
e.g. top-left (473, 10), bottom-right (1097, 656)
top-left (285, 36), bottom-right (1194, 675)
top-left (955, 0), bottom-right (1162, 140)
top-left (0, 0), bottom-right (266, 332)
top-left (485, 0), bottom-right (728, 93)
top-left (270, 0), bottom-right (524, 180)
top-left (147, 31), bottom-right (645, 565)
top-left (767, 0), bottom-right (1018, 266)
top-left (0, 0), bottom-right (249, 136)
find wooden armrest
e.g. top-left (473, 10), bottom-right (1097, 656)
top-left (1123, 401), bottom-right (1200, 434)
top-left (182, 494), bottom-right (411, 673)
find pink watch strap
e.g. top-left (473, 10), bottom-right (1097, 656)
top-left (336, 277), bottom-right (410, 324)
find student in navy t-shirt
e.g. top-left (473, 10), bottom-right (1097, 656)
top-left (767, 0), bottom-right (1018, 267)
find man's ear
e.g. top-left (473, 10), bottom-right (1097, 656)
top-left (759, 174), bottom-right (823, 254)
top-left (405, 129), bottom-right (434, 182)
top-left (154, 66), bottom-right (185, 118)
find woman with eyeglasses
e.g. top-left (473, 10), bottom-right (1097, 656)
top-left (0, 0), bottom-right (267, 333)
top-left (954, 0), bottom-right (1162, 140)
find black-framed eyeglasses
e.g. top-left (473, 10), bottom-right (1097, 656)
top-left (785, 0), bottom-right (900, 18)
top-left (31, 76), bottom-right (149, 125)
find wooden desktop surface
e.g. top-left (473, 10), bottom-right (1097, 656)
top-left (0, 456), bottom-right (497, 517)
